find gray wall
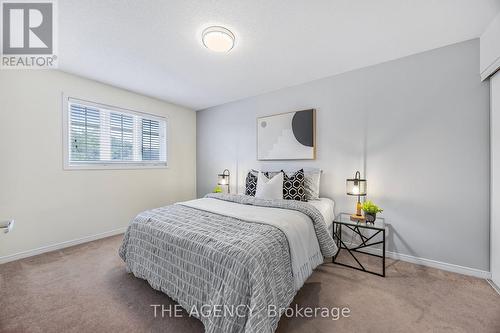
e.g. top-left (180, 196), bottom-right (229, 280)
top-left (197, 39), bottom-right (490, 271)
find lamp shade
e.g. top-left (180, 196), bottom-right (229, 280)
top-left (217, 169), bottom-right (230, 193)
top-left (346, 171), bottom-right (367, 196)
top-left (218, 174), bottom-right (228, 185)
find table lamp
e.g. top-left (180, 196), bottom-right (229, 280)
top-left (346, 171), bottom-right (367, 221)
top-left (218, 169), bottom-right (230, 193)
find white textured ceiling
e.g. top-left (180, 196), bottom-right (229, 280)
top-left (59, 0), bottom-right (500, 110)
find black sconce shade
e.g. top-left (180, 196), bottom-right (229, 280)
top-left (217, 169), bottom-right (230, 193)
top-left (346, 171), bottom-right (367, 196)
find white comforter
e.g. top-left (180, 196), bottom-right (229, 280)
top-left (178, 197), bottom-right (325, 290)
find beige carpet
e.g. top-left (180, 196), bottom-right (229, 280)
top-left (0, 235), bottom-right (498, 333)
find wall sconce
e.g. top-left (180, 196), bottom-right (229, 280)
top-left (218, 169), bottom-right (230, 193)
top-left (346, 171), bottom-right (367, 221)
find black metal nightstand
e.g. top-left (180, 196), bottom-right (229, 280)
top-left (332, 212), bottom-right (386, 277)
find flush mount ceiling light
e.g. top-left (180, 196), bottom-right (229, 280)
top-left (202, 26), bottom-right (235, 53)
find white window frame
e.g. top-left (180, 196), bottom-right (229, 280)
top-left (62, 95), bottom-right (168, 170)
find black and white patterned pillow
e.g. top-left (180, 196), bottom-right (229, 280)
top-left (245, 172), bottom-right (258, 196)
top-left (245, 171), bottom-right (271, 196)
top-left (282, 169), bottom-right (306, 201)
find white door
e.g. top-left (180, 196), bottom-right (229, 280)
top-left (491, 72), bottom-right (500, 288)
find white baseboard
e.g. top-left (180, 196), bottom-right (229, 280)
top-left (385, 250), bottom-right (492, 279)
top-left (0, 227), bottom-right (127, 264)
top-left (341, 241), bottom-right (492, 279)
top-left (0, 228), bottom-right (493, 282)
top-left (486, 279), bottom-right (500, 295)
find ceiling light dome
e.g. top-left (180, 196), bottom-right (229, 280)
top-left (202, 26), bottom-right (235, 53)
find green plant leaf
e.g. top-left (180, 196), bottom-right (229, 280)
top-left (361, 200), bottom-right (383, 214)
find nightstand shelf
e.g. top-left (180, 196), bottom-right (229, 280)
top-left (332, 212), bottom-right (386, 277)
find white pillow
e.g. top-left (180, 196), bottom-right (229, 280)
top-left (255, 172), bottom-right (284, 200)
top-left (304, 169), bottom-right (321, 200)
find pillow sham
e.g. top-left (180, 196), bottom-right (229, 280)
top-left (303, 169), bottom-right (321, 200)
top-left (245, 170), bottom-right (270, 196)
top-left (282, 169), bottom-right (306, 201)
top-left (245, 171), bottom-right (258, 196)
top-left (255, 172), bottom-right (284, 200)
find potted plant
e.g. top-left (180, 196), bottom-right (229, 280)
top-left (213, 185), bottom-right (223, 193)
top-left (362, 201), bottom-right (383, 223)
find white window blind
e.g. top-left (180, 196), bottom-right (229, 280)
top-left (64, 97), bottom-right (167, 169)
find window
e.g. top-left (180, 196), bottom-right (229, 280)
top-left (63, 97), bottom-right (167, 169)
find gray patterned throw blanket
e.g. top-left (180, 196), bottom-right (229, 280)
top-left (119, 193), bottom-right (337, 333)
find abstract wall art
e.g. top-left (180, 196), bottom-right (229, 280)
top-left (257, 109), bottom-right (316, 160)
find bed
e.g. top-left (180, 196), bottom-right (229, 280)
top-left (119, 193), bottom-right (337, 333)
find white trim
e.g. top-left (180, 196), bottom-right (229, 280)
top-left (0, 227), bottom-right (126, 264)
top-left (385, 250), bottom-right (492, 279)
top-left (1, 228), bottom-right (493, 281)
top-left (341, 241), bottom-right (492, 279)
top-left (481, 54), bottom-right (500, 81)
top-left (67, 96), bottom-right (168, 121)
top-left (65, 162), bottom-right (168, 170)
top-left (487, 279), bottom-right (500, 295)
top-left (61, 93), bottom-right (169, 170)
